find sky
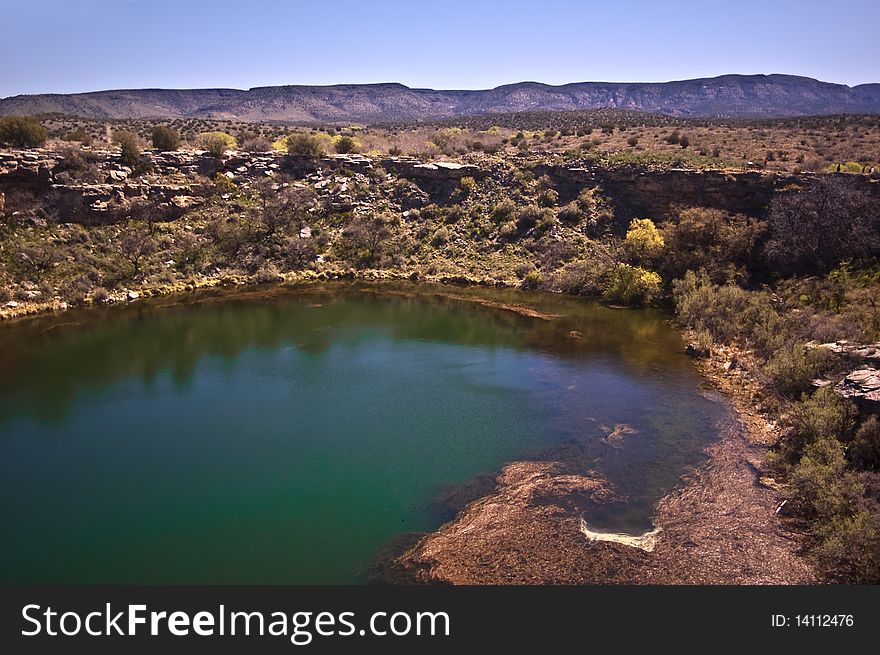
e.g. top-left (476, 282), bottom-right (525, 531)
top-left (1, 0), bottom-right (878, 97)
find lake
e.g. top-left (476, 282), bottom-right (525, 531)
top-left (0, 282), bottom-right (730, 583)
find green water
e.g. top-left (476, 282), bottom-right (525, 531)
top-left (0, 283), bottom-right (730, 583)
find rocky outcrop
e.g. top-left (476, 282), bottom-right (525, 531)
top-left (382, 159), bottom-right (486, 181)
top-left (810, 342), bottom-right (880, 411)
top-left (540, 164), bottom-right (880, 220)
top-left (835, 368), bottom-right (880, 410)
top-left (2, 146), bottom-right (875, 227)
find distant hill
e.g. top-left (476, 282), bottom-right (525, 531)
top-left (1, 74), bottom-right (878, 123)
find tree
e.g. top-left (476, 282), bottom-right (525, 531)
top-left (249, 180), bottom-right (316, 240)
top-left (287, 133), bottom-right (325, 158)
top-left (0, 116), bottom-right (47, 148)
top-left (117, 222), bottom-right (157, 278)
top-left (113, 131), bottom-right (141, 168)
top-left (151, 125), bottom-right (180, 151)
top-left (339, 214), bottom-right (392, 266)
top-left (765, 177), bottom-right (880, 276)
top-left (624, 218), bottom-right (664, 264)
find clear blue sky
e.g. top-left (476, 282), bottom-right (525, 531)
top-left (2, 0), bottom-right (878, 97)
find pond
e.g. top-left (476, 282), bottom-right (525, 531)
top-left (0, 282), bottom-right (730, 583)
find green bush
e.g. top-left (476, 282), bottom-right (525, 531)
top-left (627, 136), bottom-right (639, 147)
top-left (287, 133), bottom-right (325, 158)
top-left (63, 128), bottom-right (93, 146)
top-left (537, 188), bottom-right (558, 207)
top-left (0, 115), bottom-right (47, 148)
top-left (764, 343), bottom-right (835, 397)
top-left (781, 387), bottom-right (858, 462)
top-left (333, 135), bottom-right (358, 154)
top-left (491, 199), bottom-right (516, 223)
top-left (850, 415), bottom-right (880, 470)
top-left (521, 269), bottom-right (542, 290)
top-left (789, 434), bottom-right (862, 522)
top-left (498, 221), bottom-right (518, 239)
top-left (557, 202), bottom-right (582, 225)
top-left (515, 204), bottom-right (545, 231)
top-left (151, 125), bottom-right (180, 151)
top-left (602, 264), bottom-right (662, 305)
top-left (813, 508), bottom-right (880, 583)
top-left (198, 132), bottom-right (235, 158)
top-left (113, 131), bottom-right (141, 168)
top-left (673, 271), bottom-right (781, 353)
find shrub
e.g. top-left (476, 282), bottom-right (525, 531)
top-left (499, 221), bottom-right (518, 239)
top-left (284, 237), bottom-right (317, 270)
top-left (333, 135), bottom-right (358, 154)
top-left (151, 125), bottom-right (180, 151)
top-left (789, 434), bottom-right (862, 522)
top-left (113, 131), bottom-right (141, 168)
top-left (459, 176), bottom-right (476, 197)
top-left (557, 201), bottom-right (582, 225)
top-left (672, 271), bottom-right (782, 354)
top-left (851, 416), bottom-right (880, 470)
top-left (444, 206), bottom-right (465, 224)
top-left (813, 508), bottom-right (880, 583)
top-left (602, 264), bottom-right (662, 305)
top-left (117, 222), bottom-right (157, 278)
top-left (515, 204), bottom-right (544, 231)
top-left (764, 343), bottom-right (835, 398)
top-left (491, 199), bottom-right (516, 223)
top-left (57, 145), bottom-right (100, 181)
top-left (537, 188), bottom-right (558, 207)
top-left (535, 210), bottom-right (558, 233)
top-left (432, 226), bottom-right (451, 246)
top-left (0, 116), bottom-right (47, 148)
top-left (287, 133), bottom-right (325, 158)
top-left (679, 135), bottom-right (690, 149)
top-left (627, 136), bottom-right (639, 147)
top-left (213, 172), bottom-right (237, 194)
top-left (241, 137), bottom-right (272, 152)
top-left (339, 214), bottom-right (391, 266)
top-left (782, 387), bottom-right (858, 462)
top-left (521, 269), bottom-right (543, 290)
top-left (63, 128), bottom-right (93, 146)
top-left (200, 133), bottom-right (233, 158)
top-left (624, 218), bottom-right (664, 264)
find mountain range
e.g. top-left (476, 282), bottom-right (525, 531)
top-left (1, 74), bottom-right (878, 123)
